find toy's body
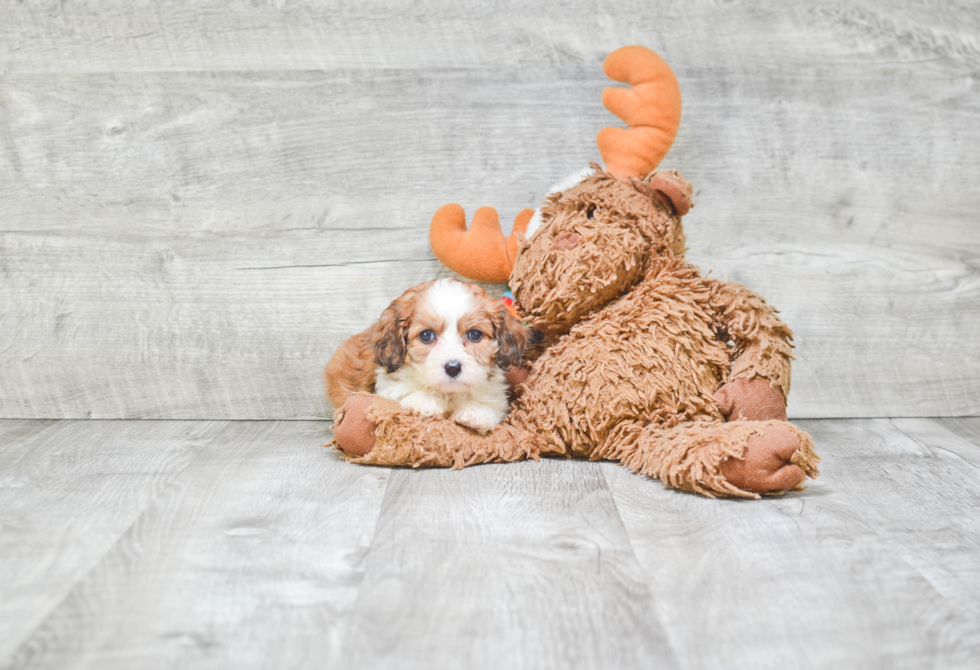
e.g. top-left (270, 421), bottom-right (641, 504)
top-left (328, 46), bottom-right (819, 498)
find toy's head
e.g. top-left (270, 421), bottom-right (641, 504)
top-left (510, 167), bottom-right (691, 336)
top-left (428, 45), bottom-right (690, 334)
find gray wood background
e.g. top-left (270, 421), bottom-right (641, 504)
top-left (1, 1), bottom-right (978, 420)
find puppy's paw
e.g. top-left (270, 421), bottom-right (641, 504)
top-left (400, 392), bottom-right (447, 417)
top-left (452, 404), bottom-right (500, 434)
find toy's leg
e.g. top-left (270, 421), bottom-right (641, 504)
top-left (331, 393), bottom-right (545, 468)
top-left (594, 419), bottom-right (819, 498)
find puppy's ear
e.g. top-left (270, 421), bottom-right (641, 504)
top-left (373, 300), bottom-right (410, 374)
top-left (495, 308), bottom-right (532, 370)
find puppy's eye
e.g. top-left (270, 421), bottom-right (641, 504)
top-left (585, 204), bottom-right (596, 219)
top-left (466, 329), bottom-right (484, 343)
top-left (419, 329), bottom-right (436, 343)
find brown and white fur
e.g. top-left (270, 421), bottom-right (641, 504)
top-left (325, 279), bottom-right (531, 433)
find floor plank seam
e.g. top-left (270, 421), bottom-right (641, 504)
top-left (594, 464), bottom-right (684, 666)
top-left (327, 462), bottom-right (394, 667)
top-left (890, 418), bottom-right (980, 470)
top-left (1, 420), bottom-right (234, 665)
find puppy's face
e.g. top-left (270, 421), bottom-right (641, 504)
top-left (373, 279), bottom-right (529, 393)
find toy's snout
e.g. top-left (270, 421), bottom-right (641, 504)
top-left (553, 232), bottom-right (580, 251)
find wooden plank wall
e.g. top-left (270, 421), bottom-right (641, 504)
top-left (1, 1), bottom-right (977, 419)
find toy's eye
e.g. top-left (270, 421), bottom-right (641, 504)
top-left (419, 329), bottom-right (436, 343)
top-left (467, 329), bottom-right (484, 343)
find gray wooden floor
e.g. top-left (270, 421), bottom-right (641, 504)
top-left (1, 418), bottom-right (979, 669)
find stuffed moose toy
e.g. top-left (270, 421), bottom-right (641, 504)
top-left (329, 46), bottom-right (819, 498)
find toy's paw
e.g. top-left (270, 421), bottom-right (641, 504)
top-left (400, 391), bottom-right (447, 417)
top-left (504, 365), bottom-right (531, 402)
top-left (333, 395), bottom-right (383, 457)
top-left (452, 404), bottom-right (500, 434)
top-left (504, 365), bottom-right (530, 389)
top-left (721, 424), bottom-right (808, 494)
top-left (714, 378), bottom-right (787, 422)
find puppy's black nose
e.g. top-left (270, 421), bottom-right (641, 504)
top-left (444, 361), bottom-right (462, 378)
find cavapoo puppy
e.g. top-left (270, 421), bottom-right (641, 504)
top-left (325, 279), bottom-right (532, 433)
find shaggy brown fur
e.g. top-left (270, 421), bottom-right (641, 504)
top-left (331, 166), bottom-right (819, 498)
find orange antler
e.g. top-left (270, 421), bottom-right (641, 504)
top-left (429, 205), bottom-right (533, 283)
top-left (597, 46), bottom-right (682, 178)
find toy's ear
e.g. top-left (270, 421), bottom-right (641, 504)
top-left (429, 205), bottom-right (534, 283)
top-left (647, 170), bottom-right (693, 216)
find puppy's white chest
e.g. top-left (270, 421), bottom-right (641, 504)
top-left (374, 365), bottom-right (510, 433)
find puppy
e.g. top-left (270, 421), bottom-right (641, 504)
top-left (325, 279), bottom-right (531, 433)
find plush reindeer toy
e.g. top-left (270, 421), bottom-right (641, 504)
top-left (330, 46), bottom-right (819, 498)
